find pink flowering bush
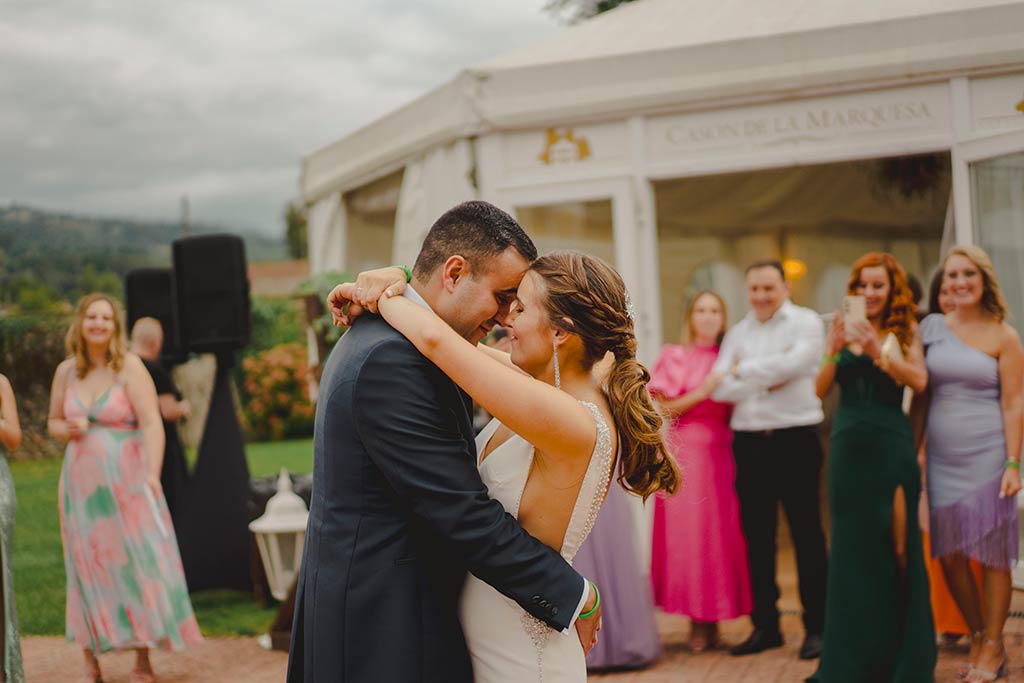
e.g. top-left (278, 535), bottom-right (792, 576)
top-left (240, 343), bottom-right (316, 441)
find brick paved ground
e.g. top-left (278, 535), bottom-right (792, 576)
top-left (24, 617), bottom-right (1024, 683)
top-left (22, 614), bottom-right (1024, 683)
top-left (24, 547), bottom-right (1024, 682)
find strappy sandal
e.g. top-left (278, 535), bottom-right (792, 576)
top-left (959, 631), bottom-right (985, 679)
top-left (130, 669), bottom-right (156, 683)
top-left (964, 640), bottom-right (1007, 683)
top-left (687, 622), bottom-right (718, 652)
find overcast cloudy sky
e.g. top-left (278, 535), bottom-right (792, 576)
top-left (1, 0), bottom-right (560, 234)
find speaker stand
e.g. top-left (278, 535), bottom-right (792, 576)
top-left (174, 352), bottom-right (252, 592)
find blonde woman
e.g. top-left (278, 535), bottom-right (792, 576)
top-left (921, 269), bottom-right (985, 650)
top-left (48, 294), bottom-right (201, 683)
top-left (916, 246), bottom-right (1024, 682)
top-left (648, 291), bottom-right (751, 652)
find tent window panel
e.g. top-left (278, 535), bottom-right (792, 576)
top-left (515, 200), bottom-right (614, 266)
top-left (655, 154), bottom-right (950, 344)
top-left (344, 169), bottom-right (403, 272)
top-left (973, 151), bottom-right (1024, 334)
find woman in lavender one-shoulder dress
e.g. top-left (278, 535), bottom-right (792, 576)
top-left (918, 246), bottom-right (1023, 683)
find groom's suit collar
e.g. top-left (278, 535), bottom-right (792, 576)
top-left (403, 284), bottom-right (474, 417)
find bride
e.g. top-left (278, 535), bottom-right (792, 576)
top-left (332, 250), bottom-right (680, 682)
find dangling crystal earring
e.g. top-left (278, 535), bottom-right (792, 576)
top-left (553, 339), bottom-right (561, 389)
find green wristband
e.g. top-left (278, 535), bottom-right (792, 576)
top-left (579, 581), bottom-right (601, 619)
top-left (820, 352), bottom-right (841, 368)
top-left (390, 264), bottom-right (412, 283)
top-left (1006, 460), bottom-right (1020, 470)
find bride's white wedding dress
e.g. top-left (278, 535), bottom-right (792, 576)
top-left (460, 401), bottom-right (614, 683)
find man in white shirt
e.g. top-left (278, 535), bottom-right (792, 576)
top-left (712, 259), bottom-right (828, 661)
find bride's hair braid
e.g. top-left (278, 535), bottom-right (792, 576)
top-left (530, 251), bottom-right (680, 500)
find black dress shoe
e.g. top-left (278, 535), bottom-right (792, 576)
top-left (799, 634), bottom-right (823, 660)
top-left (729, 629), bottom-right (784, 656)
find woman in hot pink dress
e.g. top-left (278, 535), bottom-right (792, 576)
top-left (650, 290), bottom-right (752, 651)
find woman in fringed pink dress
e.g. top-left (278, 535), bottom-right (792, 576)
top-left (48, 294), bottom-right (202, 683)
top-left (649, 291), bottom-right (752, 651)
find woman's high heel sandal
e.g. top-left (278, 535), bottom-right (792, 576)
top-left (129, 669), bottom-right (156, 683)
top-left (964, 640), bottom-right (1007, 683)
top-left (959, 631), bottom-right (986, 679)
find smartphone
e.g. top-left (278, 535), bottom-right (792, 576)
top-left (843, 295), bottom-right (867, 354)
top-left (843, 295), bottom-right (867, 326)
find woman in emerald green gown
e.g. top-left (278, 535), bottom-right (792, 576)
top-left (809, 253), bottom-right (936, 683)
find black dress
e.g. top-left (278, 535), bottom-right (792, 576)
top-left (142, 358), bottom-right (189, 520)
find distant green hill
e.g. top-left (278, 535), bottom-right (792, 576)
top-left (0, 204), bottom-right (286, 308)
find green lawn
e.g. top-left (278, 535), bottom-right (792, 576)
top-left (11, 438), bottom-right (313, 636)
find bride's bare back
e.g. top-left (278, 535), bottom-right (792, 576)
top-left (480, 392), bottom-right (617, 553)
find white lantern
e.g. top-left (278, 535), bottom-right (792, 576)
top-left (250, 468), bottom-right (309, 601)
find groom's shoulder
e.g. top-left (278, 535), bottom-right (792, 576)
top-left (325, 316), bottom-right (425, 380)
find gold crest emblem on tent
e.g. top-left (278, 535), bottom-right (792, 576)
top-left (539, 128), bottom-right (591, 164)
top-left (1016, 93), bottom-right (1024, 113)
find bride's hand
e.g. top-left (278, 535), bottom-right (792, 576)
top-left (574, 591), bottom-right (602, 655)
top-left (326, 283), bottom-right (359, 327)
top-left (327, 266), bottom-right (409, 326)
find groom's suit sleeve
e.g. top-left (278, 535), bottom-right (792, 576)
top-left (353, 338), bottom-right (585, 632)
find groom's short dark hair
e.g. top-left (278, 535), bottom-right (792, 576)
top-left (413, 201), bottom-right (537, 280)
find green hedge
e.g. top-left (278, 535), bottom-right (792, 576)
top-left (0, 314), bottom-right (68, 460)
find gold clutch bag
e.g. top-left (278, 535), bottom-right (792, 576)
top-left (881, 332), bottom-right (903, 362)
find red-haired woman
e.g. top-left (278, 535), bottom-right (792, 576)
top-left (809, 254), bottom-right (936, 682)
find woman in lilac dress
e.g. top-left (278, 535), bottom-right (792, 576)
top-left (917, 246), bottom-right (1023, 682)
top-left (649, 290), bottom-right (752, 651)
top-left (571, 468), bottom-right (661, 670)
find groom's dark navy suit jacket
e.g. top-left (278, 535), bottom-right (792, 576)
top-left (287, 314), bottom-right (585, 683)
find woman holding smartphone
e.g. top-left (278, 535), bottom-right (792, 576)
top-left (809, 253), bottom-right (935, 683)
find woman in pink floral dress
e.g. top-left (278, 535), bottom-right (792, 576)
top-left (48, 294), bottom-right (202, 683)
top-left (649, 290), bottom-right (752, 652)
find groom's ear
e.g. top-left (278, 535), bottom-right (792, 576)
top-left (441, 255), bottom-right (468, 292)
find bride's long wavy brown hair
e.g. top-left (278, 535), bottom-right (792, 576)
top-left (530, 251), bottom-right (680, 500)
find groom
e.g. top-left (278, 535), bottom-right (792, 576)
top-left (287, 201), bottom-right (600, 683)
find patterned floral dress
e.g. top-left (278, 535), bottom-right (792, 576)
top-left (59, 370), bottom-right (203, 653)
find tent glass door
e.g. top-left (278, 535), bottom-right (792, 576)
top-left (972, 151), bottom-right (1024, 333)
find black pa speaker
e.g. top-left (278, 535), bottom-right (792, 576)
top-left (124, 268), bottom-right (185, 363)
top-left (173, 234), bottom-right (251, 353)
